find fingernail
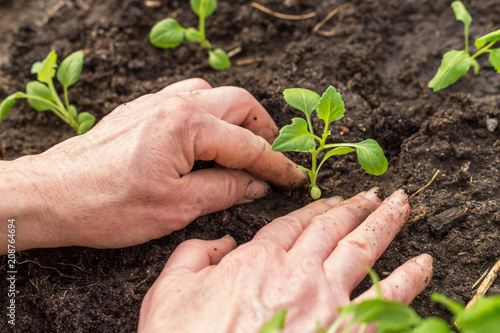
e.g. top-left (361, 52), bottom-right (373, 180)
top-left (415, 253), bottom-right (433, 270)
top-left (325, 195), bottom-right (344, 206)
top-left (244, 180), bottom-right (269, 201)
top-left (363, 187), bottom-right (382, 202)
top-left (223, 234), bottom-right (232, 238)
top-left (386, 189), bottom-right (408, 206)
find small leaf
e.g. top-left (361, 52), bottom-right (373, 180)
top-left (451, 1), bottom-right (472, 30)
top-left (455, 295), bottom-right (500, 332)
top-left (149, 18), bottom-right (185, 49)
top-left (488, 49), bottom-right (500, 73)
top-left (412, 317), bottom-right (451, 333)
top-left (283, 88), bottom-right (321, 118)
top-left (57, 50), bottom-right (84, 89)
top-left (37, 51), bottom-right (58, 84)
top-left (297, 165), bottom-right (311, 173)
top-left (26, 81), bottom-right (54, 111)
top-left (31, 61), bottom-right (44, 74)
top-left (0, 92), bottom-right (26, 121)
top-left (431, 293), bottom-right (465, 317)
top-left (208, 48), bottom-right (230, 70)
top-left (352, 139), bottom-right (388, 175)
top-left (322, 147), bottom-right (355, 160)
top-left (272, 118), bottom-right (316, 152)
top-left (77, 112), bottom-right (96, 134)
top-left (259, 310), bottom-right (287, 333)
top-left (428, 50), bottom-right (473, 91)
top-left (475, 28), bottom-right (500, 48)
top-left (185, 27), bottom-right (202, 42)
top-left (317, 86), bottom-right (345, 129)
top-left (68, 104), bottom-right (78, 121)
top-left (190, 0), bottom-right (217, 18)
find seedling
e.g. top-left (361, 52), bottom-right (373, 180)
top-left (428, 1), bottom-right (500, 91)
top-left (149, 0), bottom-right (230, 70)
top-left (271, 86), bottom-right (388, 199)
top-left (0, 50), bottom-right (95, 135)
top-left (260, 270), bottom-right (500, 333)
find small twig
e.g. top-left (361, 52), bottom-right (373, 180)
top-left (313, 2), bottom-right (350, 32)
top-left (235, 56), bottom-right (263, 66)
top-left (251, 2), bottom-right (316, 20)
top-left (227, 46), bottom-right (242, 58)
top-left (316, 27), bottom-right (342, 37)
top-left (465, 257), bottom-right (500, 310)
top-left (410, 169), bottom-right (440, 199)
top-left (1, 143), bottom-right (7, 160)
top-left (471, 268), bottom-right (490, 290)
top-left (17, 259), bottom-right (78, 279)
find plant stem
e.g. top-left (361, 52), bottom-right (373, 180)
top-left (471, 41), bottom-right (496, 59)
top-left (198, 0), bottom-right (209, 50)
top-left (23, 95), bottom-right (67, 120)
top-left (310, 149), bottom-right (318, 189)
top-left (63, 86), bottom-right (70, 112)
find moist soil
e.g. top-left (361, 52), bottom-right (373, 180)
top-left (1, 0), bottom-right (499, 332)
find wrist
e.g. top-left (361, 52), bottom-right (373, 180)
top-left (0, 155), bottom-right (64, 253)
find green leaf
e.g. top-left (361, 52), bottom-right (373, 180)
top-left (26, 81), bottom-right (54, 111)
top-left (475, 28), bottom-right (500, 48)
top-left (208, 48), bottom-right (231, 70)
top-left (350, 139), bottom-right (388, 176)
top-left (456, 295), bottom-right (500, 332)
top-left (68, 104), bottom-right (78, 121)
top-left (31, 61), bottom-right (44, 74)
top-left (413, 317), bottom-right (451, 333)
top-left (259, 310), bottom-right (287, 333)
top-left (342, 299), bottom-right (421, 330)
top-left (283, 88), bottom-right (321, 118)
top-left (272, 118), bottom-right (316, 152)
top-left (488, 49), bottom-right (500, 73)
top-left (451, 1), bottom-right (472, 31)
top-left (428, 50), bottom-right (473, 91)
top-left (317, 86), bottom-right (344, 129)
top-left (431, 293), bottom-right (464, 317)
top-left (56, 50), bottom-right (84, 89)
top-left (77, 112), bottom-right (95, 135)
top-left (37, 51), bottom-right (58, 84)
top-left (149, 18), bottom-right (185, 49)
top-left (190, 0), bottom-right (217, 18)
top-left (297, 165), bottom-right (311, 173)
top-left (0, 92), bottom-right (26, 121)
top-left (185, 27), bottom-right (202, 42)
top-left (323, 147), bottom-right (355, 160)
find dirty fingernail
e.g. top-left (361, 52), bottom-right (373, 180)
top-left (363, 187), bottom-right (382, 202)
top-left (415, 253), bottom-right (433, 270)
top-left (386, 189), bottom-right (408, 206)
top-left (244, 180), bottom-right (269, 201)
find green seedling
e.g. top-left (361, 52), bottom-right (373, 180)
top-left (260, 269), bottom-right (500, 333)
top-left (149, 0), bottom-right (230, 70)
top-left (0, 50), bottom-right (95, 135)
top-left (428, 1), bottom-right (500, 91)
top-left (271, 86), bottom-right (388, 200)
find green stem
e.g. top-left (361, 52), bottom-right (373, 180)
top-left (22, 95), bottom-right (67, 121)
top-left (310, 149), bottom-right (318, 189)
top-left (198, 0), bottom-right (210, 50)
top-left (63, 86), bottom-right (70, 112)
top-left (471, 41), bottom-right (496, 59)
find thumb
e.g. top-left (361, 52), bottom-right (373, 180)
top-left (180, 167), bottom-right (269, 219)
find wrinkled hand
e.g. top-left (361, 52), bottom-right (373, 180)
top-left (6, 78), bottom-right (305, 251)
top-left (138, 189), bottom-right (433, 333)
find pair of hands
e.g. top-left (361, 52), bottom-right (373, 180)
top-left (0, 79), bottom-right (432, 332)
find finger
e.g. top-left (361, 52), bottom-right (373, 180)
top-left (193, 112), bottom-right (306, 186)
top-left (252, 196), bottom-right (344, 250)
top-left (179, 86), bottom-right (279, 143)
top-left (158, 78), bottom-right (212, 94)
top-left (162, 237), bottom-right (237, 276)
top-left (288, 188), bottom-right (382, 261)
top-left (176, 168), bottom-right (269, 223)
top-left (353, 254), bottom-right (433, 304)
top-left (324, 190), bottom-right (410, 292)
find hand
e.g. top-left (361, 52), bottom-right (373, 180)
top-left (138, 189), bottom-right (433, 333)
top-left (0, 78), bottom-right (305, 252)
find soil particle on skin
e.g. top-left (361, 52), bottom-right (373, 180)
top-left (0, 0), bottom-right (499, 332)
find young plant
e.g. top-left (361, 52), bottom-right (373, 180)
top-left (149, 0), bottom-right (230, 70)
top-left (0, 50), bottom-right (95, 135)
top-left (428, 1), bottom-right (500, 91)
top-left (271, 86), bottom-right (388, 200)
top-left (260, 270), bottom-right (500, 333)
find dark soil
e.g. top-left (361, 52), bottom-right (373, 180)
top-left (1, 0), bottom-right (499, 332)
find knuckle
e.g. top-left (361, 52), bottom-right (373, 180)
top-left (338, 235), bottom-right (376, 263)
top-left (189, 78), bottom-right (212, 89)
top-left (378, 282), bottom-right (398, 301)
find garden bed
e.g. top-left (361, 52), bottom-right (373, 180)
top-left (0, 0), bottom-right (499, 331)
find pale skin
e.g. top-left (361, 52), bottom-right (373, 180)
top-left (0, 79), bottom-right (433, 332)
